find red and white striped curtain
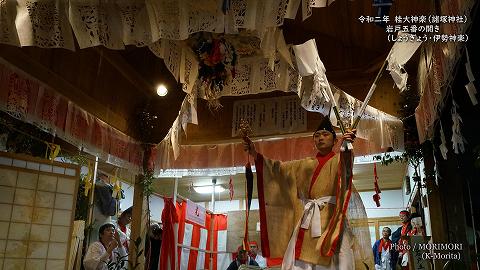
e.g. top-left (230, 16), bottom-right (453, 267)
top-left (176, 202), bottom-right (230, 270)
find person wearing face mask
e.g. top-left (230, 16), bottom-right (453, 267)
top-left (227, 248), bottom-right (259, 270)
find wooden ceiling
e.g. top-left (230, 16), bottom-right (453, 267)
top-left (0, 0), bottom-right (436, 144)
top-left (0, 0), bottom-right (436, 193)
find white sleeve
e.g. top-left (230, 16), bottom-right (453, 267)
top-left (257, 255), bottom-right (267, 268)
top-left (117, 228), bottom-right (129, 248)
top-left (115, 245), bottom-right (127, 261)
top-left (83, 242), bottom-right (110, 270)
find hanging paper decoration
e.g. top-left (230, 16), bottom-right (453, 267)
top-left (464, 48), bottom-right (478, 106)
top-left (190, 33), bottom-right (237, 108)
top-left (229, 176), bottom-right (234, 201)
top-left (293, 39), bottom-right (330, 107)
top-left (372, 163), bottom-right (382, 207)
top-left (439, 122), bottom-right (448, 160)
top-left (451, 99), bottom-right (466, 154)
top-left (386, 32), bottom-right (423, 92)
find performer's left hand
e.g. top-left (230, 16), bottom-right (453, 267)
top-left (342, 129), bottom-right (357, 143)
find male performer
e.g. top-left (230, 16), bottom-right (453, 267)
top-left (244, 117), bottom-right (372, 269)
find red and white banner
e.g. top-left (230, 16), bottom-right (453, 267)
top-left (185, 199), bottom-right (206, 227)
top-left (176, 202), bottom-right (231, 270)
top-left (0, 63), bottom-right (143, 171)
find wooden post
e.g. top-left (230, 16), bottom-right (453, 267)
top-left (422, 141), bottom-right (448, 269)
top-left (129, 175), bottom-right (148, 269)
top-left (85, 156), bottom-right (99, 247)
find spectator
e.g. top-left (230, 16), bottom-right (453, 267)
top-left (84, 223), bottom-right (127, 270)
top-left (373, 227), bottom-right (393, 270)
top-left (145, 223), bottom-right (163, 270)
top-left (248, 241), bottom-right (266, 268)
top-left (227, 248), bottom-right (259, 270)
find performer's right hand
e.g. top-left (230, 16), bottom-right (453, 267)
top-left (242, 137), bottom-right (258, 160)
top-left (106, 239), bottom-right (119, 255)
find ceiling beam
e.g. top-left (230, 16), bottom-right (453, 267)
top-left (94, 47), bottom-right (155, 98)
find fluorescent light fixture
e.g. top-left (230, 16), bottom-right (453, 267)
top-left (193, 185), bottom-right (226, 194)
top-left (353, 151), bottom-right (404, 164)
top-left (156, 84), bottom-right (168, 96)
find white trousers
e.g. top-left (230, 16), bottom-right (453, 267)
top-left (292, 233), bottom-right (355, 270)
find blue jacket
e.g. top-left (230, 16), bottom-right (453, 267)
top-left (372, 239), bottom-right (394, 269)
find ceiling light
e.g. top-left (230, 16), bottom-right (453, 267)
top-left (156, 84), bottom-right (168, 96)
top-left (193, 185), bottom-right (226, 194)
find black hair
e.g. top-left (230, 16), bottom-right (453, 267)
top-left (98, 223), bottom-right (115, 239)
top-left (121, 206), bottom-right (133, 216)
top-left (152, 225), bottom-right (162, 236)
top-left (314, 117), bottom-right (336, 140)
top-left (237, 249), bottom-right (247, 256)
top-left (383, 227), bottom-right (392, 235)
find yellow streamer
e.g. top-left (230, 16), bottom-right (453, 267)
top-left (44, 142), bottom-right (61, 161)
top-left (84, 161), bottom-right (93, 196)
top-left (112, 168), bottom-right (122, 199)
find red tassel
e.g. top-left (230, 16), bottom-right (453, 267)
top-left (373, 193), bottom-right (381, 207)
top-left (229, 176), bottom-right (234, 201)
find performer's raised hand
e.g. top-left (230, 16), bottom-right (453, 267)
top-left (242, 137), bottom-right (258, 160)
top-left (106, 238), bottom-right (119, 255)
top-left (342, 128), bottom-right (357, 143)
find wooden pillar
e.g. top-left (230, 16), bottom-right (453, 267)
top-left (85, 156), bottom-right (99, 247)
top-left (129, 174), bottom-right (149, 269)
top-left (422, 141), bottom-right (447, 269)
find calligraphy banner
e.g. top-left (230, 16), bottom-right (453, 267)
top-left (0, 63), bottom-right (143, 171)
top-left (231, 96), bottom-right (307, 137)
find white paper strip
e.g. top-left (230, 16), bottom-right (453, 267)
top-left (465, 82), bottom-right (478, 106)
top-left (386, 32), bottom-right (423, 92)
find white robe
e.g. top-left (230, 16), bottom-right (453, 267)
top-left (293, 233), bottom-right (355, 270)
top-left (375, 248), bottom-right (392, 270)
top-left (83, 241), bottom-right (127, 270)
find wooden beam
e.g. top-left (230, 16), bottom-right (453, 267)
top-left (94, 47), bottom-right (155, 98)
top-left (129, 175), bottom-right (148, 269)
top-left (0, 44), bottom-right (129, 133)
top-left (423, 141), bottom-right (448, 269)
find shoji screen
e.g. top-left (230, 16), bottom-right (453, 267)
top-left (0, 152), bottom-right (79, 270)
